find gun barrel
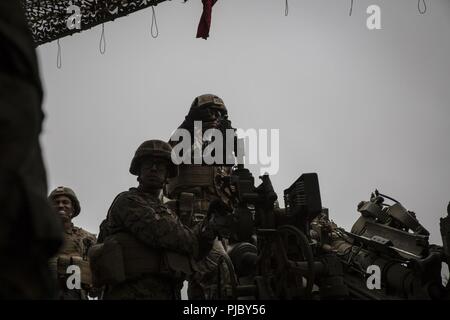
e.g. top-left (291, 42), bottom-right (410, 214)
top-left (288, 260), bottom-right (325, 275)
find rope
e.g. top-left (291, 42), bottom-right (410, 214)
top-left (285, 0), bottom-right (288, 16)
top-left (151, 6), bottom-right (159, 38)
top-left (418, 0), bottom-right (427, 14)
top-left (349, 0), bottom-right (354, 16)
top-left (56, 39), bottom-right (62, 69)
top-left (99, 23), bottom-right (106, 54)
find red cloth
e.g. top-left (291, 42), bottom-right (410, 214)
top-left (196, 0), bottom-right (217, 39)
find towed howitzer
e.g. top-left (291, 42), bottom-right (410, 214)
top-left (220, 166), bottom-right (348, 299)
top-left (311, 190), bottom-right (450, 300)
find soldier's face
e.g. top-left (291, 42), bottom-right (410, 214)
top-left (52, 195), bottom-right (74, 222)
top-left (209, 108), bottom-right (224, 120)
top-left (139, 158), bottom-right (168, 189)
top-left (204, 108), bottom-right (225, 127)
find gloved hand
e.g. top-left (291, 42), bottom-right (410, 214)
top-left (86, 285), bottom-right (102, 299)
top-left (207, 199), bottom-right (231, 217)
top-left (204, 199), bottom-right (234, 239)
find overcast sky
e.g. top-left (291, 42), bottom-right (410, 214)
top-left (36, 0), bottom-right (450, 247)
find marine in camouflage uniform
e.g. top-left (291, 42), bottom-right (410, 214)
top-left (48, 187), bottom-right (97, 300)
top-left (167, 94), bottom-right (237, 300)
top-left (95, 140), bottom-right (220, 300)
top-left (0, 0), bottom-right (64, 299)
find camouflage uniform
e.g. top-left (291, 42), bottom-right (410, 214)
top-left (95, 140), bottom-right (216, 300)
top-left (167, 94), bottom-right (235, 299)
top-left (0, 0), bottom-right (64, 299)
top-left (48, 187), bottom-right (97, 300)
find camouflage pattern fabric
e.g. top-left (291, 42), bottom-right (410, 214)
top-left (59, 225), bottom-right (96, 257)
top-left (102, 274), bottom-right (183, 300)
top-left (50, 224), bottom-right (96, 300)
top-left (188, 238), bottom-right (232, 300)
top-left (98, 187), bottom-right (215, 299)
top-left (167, 94), bottom-right (236, 300)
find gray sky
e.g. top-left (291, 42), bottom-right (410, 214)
top-left (37, 0), bottom-right (450, 246)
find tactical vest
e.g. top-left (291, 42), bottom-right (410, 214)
top-left (89, 232), bottom-right (193, 287)
top-left (166, 164), bottom-right (233, 224)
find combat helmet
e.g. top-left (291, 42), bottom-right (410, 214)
top-left (48, 186), bottom-right (81, 217)
top-left (189, 94), bottom-right (227, 114)
top-left (129, 139), bottom-right (178, 178)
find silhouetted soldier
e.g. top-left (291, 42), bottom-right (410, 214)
top-left (48, 187), bottom-right (96, 300)
top-left (93, 140), bottom-right (225, 299)
top-left (167, 94), bottom-right (236, 299)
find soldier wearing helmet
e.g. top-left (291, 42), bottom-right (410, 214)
top-left (167, 94), bottom-right (237, 300)
top-left (48, 186), bottom-right (97, 300)
top-left (168, 94), bottom-right (235, 214)
top-left (176, 94), bottom-right (232, 144)
top-left (93, 139), bottom-right (223, 299)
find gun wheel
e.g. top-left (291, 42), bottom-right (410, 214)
top-left (271, 225), bottom-right (315, 299)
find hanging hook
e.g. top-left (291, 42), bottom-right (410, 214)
top-left (56, 39), bottom-right (62, 69)
top-left (99, 23), bottom-right (106, 54)
top-left (151, 6), bottom-right (159, 38)
top-left (349, 0), bottom-right (354, 16)
top-left (285, 0), bottom-right (289, 16)
top-left (418, 0), bottom-right (427, 14)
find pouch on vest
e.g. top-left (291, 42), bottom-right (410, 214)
top-left (163, 252), bottom-right (194, 278)
top-left (55, 255), bottom-right (71, 276)
top-left (71, 256), bottom-right (93, 286)
top-left (88, 240), bottom-right (126, 287)
top-left (55, 254), bottom-right (93, 286)
top-left (178, 192), bottom-right (194, 227)
top-left (111, 232), bottom-right (162, 279)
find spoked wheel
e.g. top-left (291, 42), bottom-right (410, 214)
top-left (269, 225), bottom-right (315, 299)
